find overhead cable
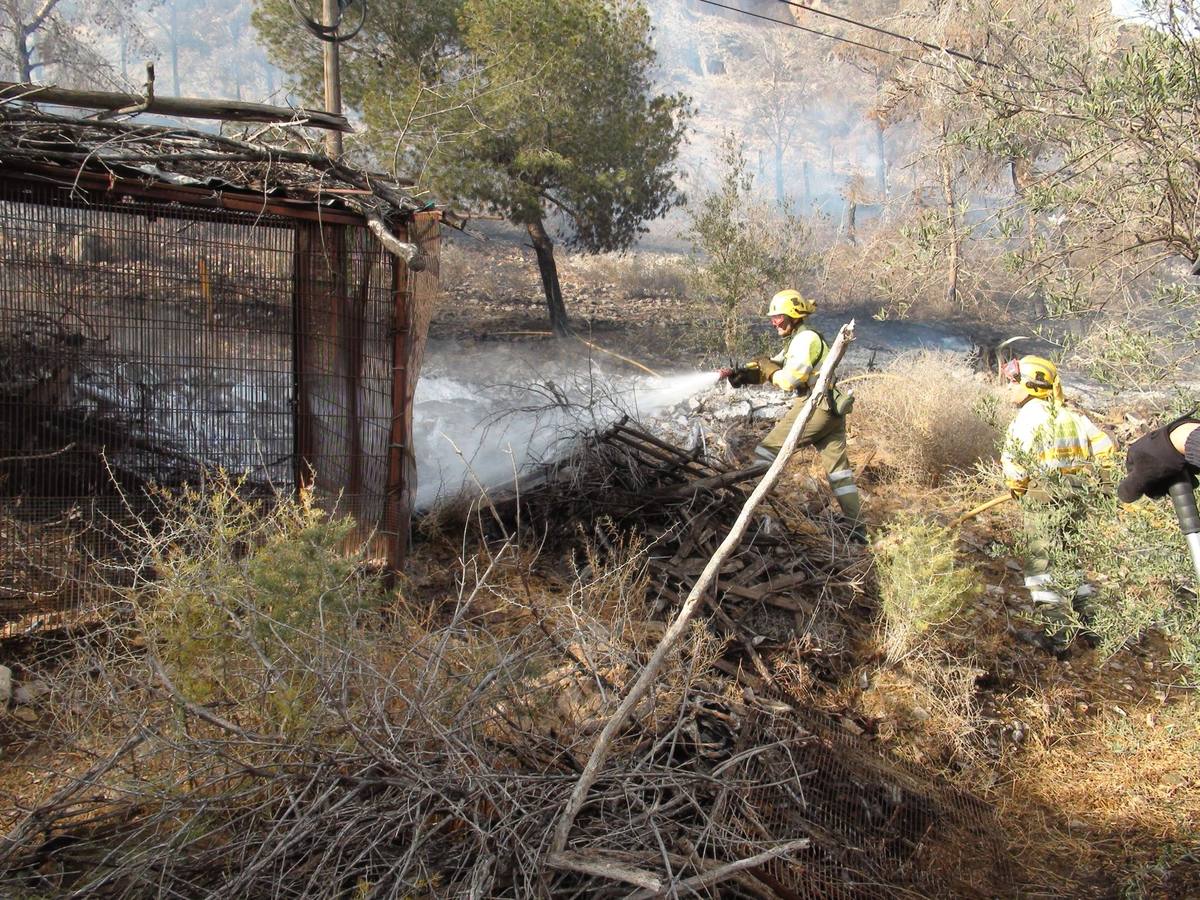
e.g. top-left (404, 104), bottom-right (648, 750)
top-left (693, 0), bottom-right (941, 69)
top-left (289, 0), bottom-right (367, 43)
top-left (774, 0), bottom-right (1001, 69)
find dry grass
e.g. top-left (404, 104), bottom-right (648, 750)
top-left (982, 691), bottom-right (1200, 895)
top-left (562, 251), bottom-right (689, 299)
top-left (0, 479), bottom-right (732, 896)
top-left (814, 216), bottom-right (1023, 322)
top-left (438, 239), bottom-right (536, 303)
top-left (1016, 700), bottom-right (1200, 837)
top-left (850, 351), bottom-right (1009, 485)
top-left (860, 653), bottom-right (986, 766)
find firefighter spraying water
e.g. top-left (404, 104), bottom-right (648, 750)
top-left (719, 289), bottom-right (865, 541)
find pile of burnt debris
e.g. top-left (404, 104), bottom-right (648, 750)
top-left (466, 419), bottom-right (1016, 897)
top-left (505, 417), bottom-right (872, 686)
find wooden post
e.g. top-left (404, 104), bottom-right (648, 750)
top-left (549, 321), bottom-right (857, 855)
top-left (322, 0), bottom-right (343, 158)
top-left (0, 81), bottom-right (352, 131)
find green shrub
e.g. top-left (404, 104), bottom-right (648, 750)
top-left (682, 134), bottom-right (816, 358)
top-left (1012, 468), bottom-right (1200, 668)
top-left (136, 480), bottom-right (383, 737)
top-left (874, 515), bottom-right (981, 662)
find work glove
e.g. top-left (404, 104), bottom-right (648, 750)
top-left (751, 356), bottom-right (782, 381)
top-left (725, 365), bottom-right (761, 388)
top-left (1117, 417), bottom-right (1200, 503)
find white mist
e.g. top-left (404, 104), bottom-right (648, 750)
top-left (412, 345), bottom-right (718, 508)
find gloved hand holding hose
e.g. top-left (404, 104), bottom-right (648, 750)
top-left (1118, 414), bottom-right (1200, 587)
top-left (717, 356), bottom-right (782, 388)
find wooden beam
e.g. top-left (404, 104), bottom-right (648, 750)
top-left (0, 81), bottom-right (353, 132)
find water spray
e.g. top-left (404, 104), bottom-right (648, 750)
top-left (413, 341), bottom-right (720, 508)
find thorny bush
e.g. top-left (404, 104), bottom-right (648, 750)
top-left (851, 351), bottom-right (1008, 485)
top-left (138, 481), bottom-right (380, 736)
top-left (872, 514), bottom-right (981, 664)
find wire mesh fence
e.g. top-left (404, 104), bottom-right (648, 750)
top-left (0, 172), bottom-right (426, 632)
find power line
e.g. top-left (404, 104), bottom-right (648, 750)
top-left (774, 0), bottom-right (1001, 69)
top-left (693, 0), bottom-right (941, 69)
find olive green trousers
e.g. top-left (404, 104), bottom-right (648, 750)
top-left (755, 396), bottom-right (862, 524)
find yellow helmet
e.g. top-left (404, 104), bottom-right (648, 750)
top-left (1002, 354), bottom-right (1060, 400)
top-left (767, 289), bottom-right (815, 320)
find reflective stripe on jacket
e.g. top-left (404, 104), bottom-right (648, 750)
top-left (1001, 398), bottom-right (1115, 490)
top-left (770, 328), bottom-right (827, 393)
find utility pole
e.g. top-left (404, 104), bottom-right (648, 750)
top-left (322, 0), bottom-right (343, 157)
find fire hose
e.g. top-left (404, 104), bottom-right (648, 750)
top-left (950, 492), bottom-right (1013, 528)
top-left (954, 481), bottom-right (1200, 589)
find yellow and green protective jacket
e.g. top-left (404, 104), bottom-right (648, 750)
top-left (770, 327), bottom-right (828, 395)
top-left (1001, 398), bottom-right (1115, 492)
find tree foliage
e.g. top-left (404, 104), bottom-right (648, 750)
top-left (0, 0), bottom-right (155, 86)
top-left (442, 0), bottom-right (687, 250)
top-left (683, 136), bottom-right (814, 356)
top-left (875, 0), bottom-right (1200, 325)
top-left (254, 0), bottom-right (689, 334)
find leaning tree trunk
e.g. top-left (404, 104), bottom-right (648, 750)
top-left (526, 218), bottom-right (570, 336)
top-left (939, 127), bottom-right (960, 309)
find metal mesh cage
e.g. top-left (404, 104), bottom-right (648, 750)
top-left (0, 173), bottom-right (423, 630)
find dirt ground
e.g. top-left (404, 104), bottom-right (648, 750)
top-left (428, 237), bottom-right (1200, 897)
top-left (3, 236), bottom-right (1197, 897)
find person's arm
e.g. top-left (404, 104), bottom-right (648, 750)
top-left (1001, 429), bottom-right (1030, 495)
top-left (1080, 414), bottom-right (1116, 461)
top-left (1117, 418), bottom-right (1200, 503)
top-left (1171, 422), bottom-right (1200, 463)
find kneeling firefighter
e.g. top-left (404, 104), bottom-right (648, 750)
top-left (719, 289), bottom-right (863, 533)
top-left (1000, 355), bottom-right (1115, 646)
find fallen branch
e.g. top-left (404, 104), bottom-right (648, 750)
top-left (0, 442), bottom-right (76, 464)
top-left (550, 321), bottom-right (856, 854)
top-left (629, 838), bottom-right (813, 900)
top-left (363, 209), bottom-right (426, 270)
top-left (545, 851), bottom-right (664, 890)
top-left (647, 463), bottom-right (769, 500)
top-left (0, 726), bottom-right (147, 869)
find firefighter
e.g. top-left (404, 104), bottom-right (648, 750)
top-left (1000, 355), bottom-right (1115, 646)
top-left (719, 289), bottom-right (863, 537)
